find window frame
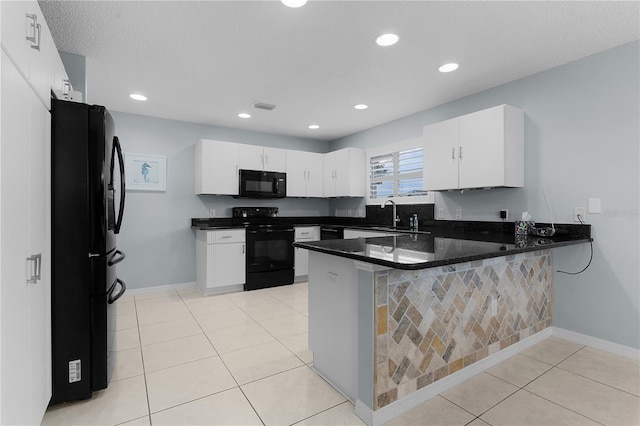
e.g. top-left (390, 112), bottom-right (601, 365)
top-left (366, 137), bottom-right (435, 206)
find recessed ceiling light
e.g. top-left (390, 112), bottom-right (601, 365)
top-left (238, 113), bottom-right (251, 119)
top-left (375, 33), bottom-right (399, 47)
top-left (308, 124), bottom-right (319, 130)
top-left (354, 104), bottom-right (369, 110)
top-left (438, 63), bottom-right (459, 73)
top-left (129, 93), bottom-right (147, 101)
top-left (281, 0), bottom-right (307, 7)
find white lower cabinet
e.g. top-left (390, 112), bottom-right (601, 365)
top-left (294, 226), bottom-right (320, 280)
top-left (196, 229), bottom-right (246, 295)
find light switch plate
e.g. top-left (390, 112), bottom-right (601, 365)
top-left (588, 198), bottom-right (601, 214)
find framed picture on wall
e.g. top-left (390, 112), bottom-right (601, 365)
top-left (125, 153), bottom-right (167, 192)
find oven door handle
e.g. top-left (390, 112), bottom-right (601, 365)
top-left (248, 229), bottom-right (294, 233)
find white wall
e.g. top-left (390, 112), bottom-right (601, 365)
top-left (331, 41), bottom-right (640, 349)
top-left (111, 112), bottom-right (331, 289)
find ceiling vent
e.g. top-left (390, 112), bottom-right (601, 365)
top-left (253, 102), bottom-right (276, 111)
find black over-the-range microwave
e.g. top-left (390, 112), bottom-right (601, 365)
top-left (237, 169), bottom-right (286, 198)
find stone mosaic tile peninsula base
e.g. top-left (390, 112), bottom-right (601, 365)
top-left (374, 250), bottom-right (553, 409)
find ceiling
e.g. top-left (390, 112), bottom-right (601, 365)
top-left (39, 1), bottom-right (639, 141)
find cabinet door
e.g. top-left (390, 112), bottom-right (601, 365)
top-left (322, 151), bottom-right (336, 197)
top-left (1, 1), bottom-right (30, 79)
top-left (458, 106), bottom-right (505, 189)
top-left (305, 152), bottom-right (324, 197)
top-left (0, 52), bottom-right (35, 425)
top-left (263, 147), bottom-right (286, 172)
top-left (26, 1), bottom-right (51, 109)
top-left (27, 89), bottom-right (52, 424)
top-left (213, 243), bottom-right (246, 287)
top-left (333, 149), bottom-right (353, 197)
top-left (238, 144), bottom-right (265, 171)
top-left (285, 150), bottom-right (307, 197)
top-left (423, 118), bottom-right (459, 191)
top-left (196, 140), bottom-right (239, 195)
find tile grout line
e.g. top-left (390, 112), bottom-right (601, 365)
top-left (517, 385), bottom-right (606, 426)
top-left (134, 293), bottom-right (153, 426)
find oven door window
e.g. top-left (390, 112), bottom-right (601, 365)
top-left (247, 230), bottom-right (294, 272)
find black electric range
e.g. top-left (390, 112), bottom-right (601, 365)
top-left (232, 207), bottom-right (294, 291)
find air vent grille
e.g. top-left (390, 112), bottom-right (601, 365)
top-left (253, 102), bottom-right (276, 111)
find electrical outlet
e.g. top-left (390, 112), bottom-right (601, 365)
top-left (573, 207), bottom-right (585, 222)
top-left (209, 209), bottom-right (216, 218)
top-left (455, 209), bottom-right (462, 219)
top-left (437, 208), bottom-right (444, 219)
top-left (500, 209), bottom-right (508, 220)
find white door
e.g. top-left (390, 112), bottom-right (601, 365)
top-left (305, 152), bottom-right (324, 197)
top-left (423, 118), bottom-right (459, 191)
top-left (458, 106), bottom-right (505, 189)
top-left (199, 140), bottom-right (239, 195)
top-left (213, 243), bottom-right (246, 287)
top-left (323, 152), bottom-right (336, 197)
top-left (27, 87), bottom-right (52, 425)
top-left (238, 144), bottom-right (265, 171)
top-left (333, 149), bottom-right (353, 197)
top-left (285, 150), bottom-right (307, 197)
top-left (262, 147), bottom-right (286, 172)
top-left (0, 51), bottom-right (33, 425)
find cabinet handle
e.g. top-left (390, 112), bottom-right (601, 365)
top-left (25, 14), bottom-right (41, 51)
top-left (26, 253), bottom-right (41, 284)
top-left (452, 148), bottom-right (455, 159)
top-left (459, 146), bottom-right (463, 159)
top-left (242, 244), bottom-right (245, 254)
top-left (220, 235), bottom-right (232, 239)
top-left (265, 154), bottom-right (268, 164)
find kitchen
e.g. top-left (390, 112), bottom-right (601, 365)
top-left (0, 1), bottom-right (638, 425)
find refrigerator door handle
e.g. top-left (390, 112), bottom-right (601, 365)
top-left (107, 278), bottom-right (126, 304)
top-left (107, 249), bottom-right (126, 266)
top-left (113, 136), bottom-right (126, 234)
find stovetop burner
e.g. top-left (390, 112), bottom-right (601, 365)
top-left (232, 207), bottom-right (291, 228)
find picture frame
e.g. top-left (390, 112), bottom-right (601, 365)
top-left (125, 153), bottom-right (167, 192)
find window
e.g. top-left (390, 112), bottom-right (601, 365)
top-left (369, 147), bottom-right (426, 199)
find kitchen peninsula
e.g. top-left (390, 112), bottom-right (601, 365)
top-left (294, 226), bottom-right (591, 425)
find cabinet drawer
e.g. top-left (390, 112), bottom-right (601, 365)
top-left (295, 226), bottom-right (320, 241)
top-left (207, 229), bottom-right (245, 244)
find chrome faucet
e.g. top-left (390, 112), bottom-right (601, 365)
top-left (381, 198), bottom-right (400, 229)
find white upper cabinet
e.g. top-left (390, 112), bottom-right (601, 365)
top-left (423, 104), bottom-right (524, 191)
top-left (286, 150), bottom-right (323, 197)
top-left (238, 144), bottom-right (286, 172)
top-left (323, 147), bottom-right (365, 197)
top-left (195, 139), bottom-right (239, 195)
top-left (1, 0), bottom-right (63, 110)
top-left (422, 118), bottom-right (459, 192)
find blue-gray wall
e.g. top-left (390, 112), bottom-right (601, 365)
top-left (111, 112), bottom-right (331, 290)
top-left (59, 51), bottom-right (86, 102)
top-left (331, 41), bottom-right (640, 349)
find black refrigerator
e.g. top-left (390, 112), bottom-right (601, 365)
top-left (50, 99), bottom-right (127, 405)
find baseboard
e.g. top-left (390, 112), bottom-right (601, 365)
top-left (552, 327), bottom-right (640, 360)
top-left (125, 281), bottom-right (196, 296)
top-left (355, 328), bottom-right (553, 426)
top-left (198, 284), bottom-right (244, 296)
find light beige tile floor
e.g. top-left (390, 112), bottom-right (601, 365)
top-left (43, 282), bottom-right (640, 426)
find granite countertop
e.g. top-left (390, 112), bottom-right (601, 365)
top-left (293, 232), bottom-right (592, 270)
